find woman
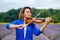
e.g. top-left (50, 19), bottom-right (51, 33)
top-left (6, 7), bottom-right (51, 40)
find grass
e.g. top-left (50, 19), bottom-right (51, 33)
top-left (49, 22), bottom-right (60, 24)
top-left (0, 22), bottom-right (60, 24)
top-left (0, 22), bottom-right (8, 24)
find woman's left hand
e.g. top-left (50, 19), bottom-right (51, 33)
top-left (45, 17), bottom-right (52, 23)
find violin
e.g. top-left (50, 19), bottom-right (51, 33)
top-left (36, 18), bottom-right (58, 23)
top-left (25, 17), bottom-right (58, 25)
top-left (19, 17), bottom-right (58, 29)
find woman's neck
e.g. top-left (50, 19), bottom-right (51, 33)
top-left (24, 17), bottom-right (31, 24)
top-left (24, 17), bottom-right (27, 24)
top-left (24, 17), bottom-right (31, 20)
top-left (24, 17), bottom-right (27, 21)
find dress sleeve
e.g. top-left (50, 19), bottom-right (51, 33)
top-left (32, 23), bottom-right (42, 36)
top-left (6, 20), bottom-right (18, 29)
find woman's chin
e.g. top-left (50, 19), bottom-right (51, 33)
top-left (26, 16), bottom-right (32, 19)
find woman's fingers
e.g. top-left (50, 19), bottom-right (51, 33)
top-left (24, 24), bottom-right (28, 28)
top-left (17, 24), bottom-right (28, 29)
top-left (17, 24), bottom-right (24, 29)
top-left (45, 17), bottom-right (52, 23)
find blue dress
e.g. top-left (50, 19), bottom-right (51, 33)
top-left (6, 20), bottom-right (42, 40)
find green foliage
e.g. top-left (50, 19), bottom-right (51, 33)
top-left (0, 8), bottom-right (60, 22)
top-left (0, 8), bottom-right (20, 22)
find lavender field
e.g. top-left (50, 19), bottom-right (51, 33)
top-left (0, 24), bottom-right (60, 40)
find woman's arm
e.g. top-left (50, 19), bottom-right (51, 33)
top-left (6, 24), bottom-right (24, 29)
top-left (9, 24), bottom-right (27, 29)
top-left (40, 17), bottom-right (51, 32)
top-left (6, 20), bottom-right (24, 29)
top-left (9, 24), bottom-right (20, 28)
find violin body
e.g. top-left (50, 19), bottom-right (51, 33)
top-left (25, 18), bottom-right (58, 24)
top-left (25, 18), bottom-right (44, 24)
top-left (25, 18), bottom-right (32, 24)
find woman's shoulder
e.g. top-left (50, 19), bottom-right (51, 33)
top-left (13, 19), bottom-right (23, 22)
top-left (13, 20), bottom-right (19, 22)
top-left (11, 20), bottom-right (23, 24)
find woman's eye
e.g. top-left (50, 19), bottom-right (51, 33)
top-left (26, 11), bottom-right (29, 13)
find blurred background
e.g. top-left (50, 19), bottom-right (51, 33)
top-left (0, 0), bottom-right (60, 40)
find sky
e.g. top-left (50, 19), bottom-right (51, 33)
top-left (0, 0), bottom-right (60, 12)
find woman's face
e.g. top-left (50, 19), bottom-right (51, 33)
top-left (24, 8), bottom-right (32, 18)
